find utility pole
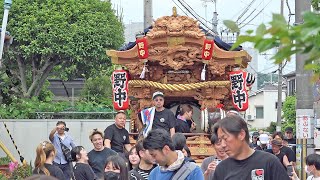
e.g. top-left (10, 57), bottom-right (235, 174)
top-left (295, 0), bottom-right (312, 179)
top-left (212, 9), bottom-right (218, 34)
top-left (0, 0), bottom-right (12, 67)
top-left (143, 0), bottom-right (152, 29)
top-left (276, 0), bottom-right (284, 132)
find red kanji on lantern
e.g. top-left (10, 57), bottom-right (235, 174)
top-left (136, 37), bottom-right (149, 59)
top-left (112, 70), bottom-right (129, 110)
top-left (201, 37), bottom-right (214, 60)
top-left (229, 70), bottom-right (252, 111)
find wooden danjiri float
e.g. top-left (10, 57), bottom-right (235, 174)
top-left (106, 8), bottom-right (254, 163)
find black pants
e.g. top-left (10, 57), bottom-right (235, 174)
top-left (53, 162), bottom-right (72, 180)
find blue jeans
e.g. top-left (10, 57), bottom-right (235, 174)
top-left (53, 162), bottom-right (72, 180)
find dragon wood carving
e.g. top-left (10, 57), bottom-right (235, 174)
top-left (147, 15), bottom-right (205, 39)
top-left (149, 45), bottom-right (202, 70)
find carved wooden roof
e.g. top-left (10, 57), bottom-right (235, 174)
top-left (106, 14), bottom-right (252, 79)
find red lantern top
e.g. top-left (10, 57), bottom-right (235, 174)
top-left (136, 37), bottom-right (149, 59)
top-left (202, 36), bottom-right (214, 60)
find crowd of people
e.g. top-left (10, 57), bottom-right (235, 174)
top-left (26, 91), bottom-right (320, 180)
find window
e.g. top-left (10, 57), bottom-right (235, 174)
top-left (256, 107), bottom-right (264, 119)
top-left (288, 79), bottom-right (296, 96)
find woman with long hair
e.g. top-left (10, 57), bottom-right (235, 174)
top-left (127, 145), bottom-right (140, 170)
top-left (32, 141), bottom-right (64, 179)
top-left (71, 146), bottom-right (97, 180)
top-left (104, 155), bottom-right (129, 180)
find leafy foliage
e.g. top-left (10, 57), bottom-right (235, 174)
top-left (80, 75), bottom-right (113, 105)
top-left (266, 122), bottom-right (277, 134)
top-left (256, 72), bottom-right (278, 89)
top-left (224, 12), bottom-right (320, 76)
top-left (0, 98), bottom-right (69, 119)
top-left (312, 0), bottom-right (320, 11)
top-left (9, 164), bottom-right (32, 180)
top-left (0, 0), bottom-right (124, 99)
top-left (281, 96), bottom-right (296, 133)
top-left (0, 156), bottom-right (11, 165)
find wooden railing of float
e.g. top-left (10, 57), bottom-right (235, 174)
top-left (129, 133), bottom-right (215, 163)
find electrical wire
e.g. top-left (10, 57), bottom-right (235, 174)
top-left (236, 0), bottom-right (257, 23)
top-left (179, 0), bottom-right (214, 26)
top-left (177, 0), bottom-right (218, 35)
top-left (239, 0), bottom-right (273, 29)
top-left (238, 0), bottom-right (264, 26)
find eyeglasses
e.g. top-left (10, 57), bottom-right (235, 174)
top-left (57, 127), bottom-right (65, 130)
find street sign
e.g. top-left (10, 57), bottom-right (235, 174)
top-left (296, 115), bottom-right (312, 139)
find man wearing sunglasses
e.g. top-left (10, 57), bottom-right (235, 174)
top-left (49, 121), bottom-right (76, 180)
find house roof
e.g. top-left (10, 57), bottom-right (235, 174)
top-left (283, 71), bottom-right (296, 78)
top-left (249, 83), bottom-right (281, 97)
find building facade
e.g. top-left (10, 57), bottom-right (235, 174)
top-left (246, 83), bottom-right (286, 129)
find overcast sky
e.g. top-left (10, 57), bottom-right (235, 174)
top-left (110, 0), bottom-right (296, 74)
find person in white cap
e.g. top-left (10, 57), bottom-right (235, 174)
top-left (141, 91), bottom-right (176, 137)
top-left (255, 134), bottom-right (269, 151)
top-left (152, 91), bottom-right (176, 136)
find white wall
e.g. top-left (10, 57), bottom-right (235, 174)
top-left (0, 119), bottom-right (130, 165)
top-left (246, 90), bottom-right (286, 129)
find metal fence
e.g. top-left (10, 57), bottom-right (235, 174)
top-left (0, 119), bottom-right (130, 165)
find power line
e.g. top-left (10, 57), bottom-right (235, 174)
top-left (239, 0), bottom-right (273, 29)
top-left (179, 0), bottom-right (214, 26)
top-left (236, 0), bottom-right (257, 23)
top-left (177, 0), bottom-right (218, 35)
top-left (238, 0), bottom-right (264, 26)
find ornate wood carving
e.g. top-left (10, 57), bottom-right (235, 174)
top-left (147, 16), bottom-right (205, 39)
top-left (194, 87), bottom-right (229, 110)
top-left (149, 45), bottom-right (202, 70)
top-left (208, 61), bottom-right (228, 76)
top-left (126, 63), bottom-right (144, 77)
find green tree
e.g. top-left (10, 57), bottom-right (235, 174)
top-left (281, 96), bottom-right (296, 132)
top-left (282, 96), bottom-right (296, 124)
top-left (0, 0), bottom-right (124, 100)
top-left (224, 12), bottom-right (320, 75)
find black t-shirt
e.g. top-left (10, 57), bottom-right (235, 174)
top-left (32, 163), bottom-right (65, 180)
top-left (73, 162), bottom-right (97, 180)
top-left (104, 124), bottom-right (130, 153)
top-left (175, 118), bottom-right (191, 133)
top-left (287, 138), bottom-right (296, 154)
top-left (129, 165), bottom-right (157, 180)
top-left (255, 145), bottom-right (267, 151)
top-left (266, 149), bottom-right (287, 169)
top-left (88, 147), bottom-right (117, 179)
top-left (249, 142), bottom-right (258, 149)
top-left (152, 108), bottom-right (175, 133)
top-left (213, 150), bottom-right (290, 180)
top-left (281, 146), bottom-right (296, 162)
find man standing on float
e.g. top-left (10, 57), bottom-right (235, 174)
top-left (141, 91), bottom-right (176, 137)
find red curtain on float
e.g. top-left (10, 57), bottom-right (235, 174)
top-left (136, 37), bottom-right (149, 59)
top-left (112, 70), bottom-right (129, 110)
top-left (201, 37), bottom-right (214, 60)
top-left (229, 70), bottom-right (250, 111)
